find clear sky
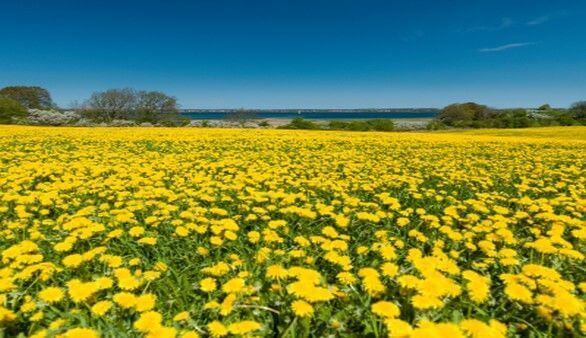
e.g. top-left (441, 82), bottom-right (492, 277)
top-left (1, 0), bottom-right (585, 109)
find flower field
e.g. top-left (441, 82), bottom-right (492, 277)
top-left (0, 126), bottom-right (585, 338)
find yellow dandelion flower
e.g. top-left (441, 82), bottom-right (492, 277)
top-left (291, 300), bottom-right (314, 317)
top-left (38, 287), bottom-right (64, 303)
top-left (91, 300), bottom-right (113, 316)
top-left (62, 328), bottom-right (100, 338)
top-left (207, 321), bottom-right (228, 337)
top-left (371, 301), bottom-right (400, 318)
top-left (504, 283), bottom-right (533, 304)
top-left (113, 292), bottom-right (137, 309)
top-left (134, 311), bottom-right (162, 333)
top-left (228, 320), bottom-right (262, 335)
top-left (199, 278), bottom-right (217, 292)
top-left (181, 331), bottom-right (200, 338)
top-left (135, 293), bottom-right (156, 312)
top-left (221, 278), bottom-right (245, 294)
top-left (173, 311), bottom-right (190, 321)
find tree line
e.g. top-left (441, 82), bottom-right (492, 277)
top-left (428, 102), bottom-right (586, 129)
top-left (1, 85), bottom-right (585, 129)
top-left (80, 88), bottom-right (183, 124)
top-left (0, 86), bottom-right (186, 125)
top-left (0, 86), bottom-right (54, 123)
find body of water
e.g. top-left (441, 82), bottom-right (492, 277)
top-left (181, 111), bottom-right (438, 120)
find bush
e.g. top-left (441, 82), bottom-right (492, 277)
top-left (438, 102), bottom-right (494, 125)
top-left (366, 119), bottom-right (395, 131)
top-left (426, 120), bottom-right (448, 130)
top-left (555, 114), bottom-right (581, 126)
top-left (101, 119), bottom-right (136, 127)
top-left (344, 121), bottom-right (371, 131)
top-left (26, 109), bottom-right (80, 126)
top-left (135, 111), bottom-right (189, 126)
top-left (224, 109), bottom-right (258, 127)
top-left (257, 121), bottom-right (270, 127)
top-left (327, 120), bottom-right (349, 130)
top-left (327, 119), bottom-right (394, 131)
top-left (0, 98), bottom-right (27, 124)
top-left (278, 118), bottom-right (320, 130)
top-left (428, 103), bottom-right (585, 129)
top-left (328, 121), bottom-right (367, 131)
top-left (495, 109), bottom-right (535, 128)
top-left (157, 115), bottom-right (190, 127)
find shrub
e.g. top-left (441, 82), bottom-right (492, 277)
top-left (136, 111), bottom-right (189, 126)
top-left (327, 120), bottom-right (364, 131)
top-left (327, 119), bottom-right (394, 131)
top-left (428, 103), bottom-right (583, 129)
top-left (555, 114), bottom-right (581, 126)
top-left (327, 121), bottom-right (350, 130)
top-left (438, 102), bottom-right (494, 125)
top-left (26, 109), bottom-right (80, 126)
top-left (0, 97), bottom-right (27, 124)
top-left (495, 109), bottom-right (535, 128)
top-left (278, 118), bottom-right (320, 130)
top-left (366, 119), bottom-right (395, 131)
top-left (158, 116), bottom-right (190, 127)
top-left (224, 109), bottom-right (258, 127)
top-left (96, 119), bottom-right (136, 127)
top-left (426, 120), bottom-right (448, 130)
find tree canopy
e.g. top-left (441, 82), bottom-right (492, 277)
top-left (570, 101), bottom-right (586, 121)
top-left (437, 102), bottom-right (495, 125)
top-left (0, 97), bottom-right (27, 124)
top-left (0, 86), bottom-right (54, 110)
top-left (82, 88), bottom-right (179, 122)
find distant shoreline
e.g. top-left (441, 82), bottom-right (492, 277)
top-left (186, 117), bottom-right (432, 130)
top-left (181, 110), bottom-right (438, 120)
top-left (181, 108), bottom-right (439, 113)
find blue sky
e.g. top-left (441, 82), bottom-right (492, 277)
top-left (1, 0), bottom-right (585, 108)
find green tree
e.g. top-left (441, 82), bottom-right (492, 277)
top-left (538, 104), bottom-right (551, 111)
top-left (136, 91), bottom-right (178, 114)
top-left (0, 98), bottom-right (27, 124)
top-left (569, 101), bottom-right (586, 122)
top-left (135, 90), bottom-right (179, 123)
top-left (82, 88), bottom-right (180, 123)
top-left (496, 109), bottom-right (535, 128)
top-left (437, 102), bottom-right (494, 125)
top-left (83, 88), bottom-right (138, 121)
top-left (0, 86), bottom-right (55, 109)
top-left (278, 118), bottom-right (320, 130)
